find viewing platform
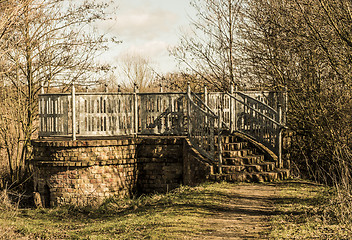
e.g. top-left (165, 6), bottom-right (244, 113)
top-left (32, 85), bottom-right (289, 207)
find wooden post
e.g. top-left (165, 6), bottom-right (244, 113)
top-left (134, 83), bottom-right (139, 136)
top-left (204, 84), bottom-right (208, 125)
top-left (187, 82), bottom-right (191, 137)
top-left (40, 82), bottom-right (44, 94)
top-left (278, 105), bottom-right (283, 168)
top-left (230, 84), bottom-right (234, 133)
top-left (105, 83), bottom-right (108, 93)
top-left (284, 85), bottom-right (288, 125)
top-left (118, 85), bottom-right (121, 93)
top-left (72, 84), bottom-right (76, 141)
top-left (39, 83), bottom-right (44, 138)
top-left (159, 83), bottom-right (163, 93)
top-left (204, 84), bottom-right (208, 105)
top-left (217, 109), bottom-right (223, 174)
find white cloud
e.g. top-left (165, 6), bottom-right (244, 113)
top-left (96, 4), bottom-right (178, 41)
top-left (117, 9), bottom-right (178, 40)
top-left (95, 0), bottom-right (194, 74)
top-left (117, 40), bottom-right (169, 60)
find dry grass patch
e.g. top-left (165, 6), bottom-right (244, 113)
top-left (0, 182), bottom-right (242, 239)
top-left (270, 180), bottom-right (352, 239)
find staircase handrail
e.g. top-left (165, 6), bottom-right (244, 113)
top-left (235, 91), bottom-right (278, 113)
top-left (190, 92), bottom-right (218, 117)
top-left (225, 92), bottom-right (284, 127)
top-left (186, 90), bottom-right (216, 161)
top-left (225, 91), bottom-right (285, 167)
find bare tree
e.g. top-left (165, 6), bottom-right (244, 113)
top-left (0, 0), bottom-right (117, 184)
top-left (171, 0), bottom-right (243, 91)
top-left (118, 53), bottom-right (157, 92)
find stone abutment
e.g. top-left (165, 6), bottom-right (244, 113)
top-left (31, 136), bottom-right (212, 207)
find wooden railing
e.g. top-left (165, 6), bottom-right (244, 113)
top-left (139, 93), bottom-right (186, 135)
top-left (39, 94), bottom-right (71, 137)
top-left (76, 93), bottom-right (136, 136)
top-left (186, 89), bottom-right (217, 161)
top-left (206, 91), bottom-right (285, 154)
top-left (38, 85), bottom-right (286, 165)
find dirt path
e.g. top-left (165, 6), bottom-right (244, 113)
top-left (193, 183), bottom-right (278, 239)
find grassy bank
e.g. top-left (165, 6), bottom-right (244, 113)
top-left (0, 182), bottom-right (244, 239)
top-left (269, 181), bottom-right (352, 239)
top-left (0, 181), bottom-right (351, 239)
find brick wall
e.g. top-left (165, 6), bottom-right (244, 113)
top-left (32, 138), bottom-right (137, 207)
top-left (183, 139), bottom-right (214, 186)
top-left (31, 136), bottom-right (213, 207)
top-left (136, 137), bottom-right (184, 193)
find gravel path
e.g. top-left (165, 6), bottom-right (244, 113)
top-left (193, 184), bottom-right (278, 239)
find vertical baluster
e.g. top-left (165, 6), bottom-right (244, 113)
top-left (72, 84), bottom-right (76, 140)
top-left (217, 109), bottom-right (223, 174)
top-left (134, 84), bottom-right (139, 135)
top-left (230, 85), bottom-right (234, 133)
top-left (187, 82), bottom-right (191, 137)
top-left (278, 104), bottom-right (283, 168)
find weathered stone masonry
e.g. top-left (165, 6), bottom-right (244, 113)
top-left (32, 138), bottom-right (138, 207)
top-left (31, 137), bottom-right (212, 207)
top-left (136, 137), bottom-right (184, 194)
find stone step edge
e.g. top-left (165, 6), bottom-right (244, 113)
top-left (220, 162), bottom-right (276, 168)
top-left (208, 169), bottom-right (290, 182)
top-left (220, 155), bottom-right (266, 160)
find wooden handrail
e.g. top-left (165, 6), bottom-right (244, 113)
top-left (235, 91), bottom-right (278, 113)
top-left (225, 93), bottom-right (283, 127)
top-left (187, 92), bottom-right (217, 118)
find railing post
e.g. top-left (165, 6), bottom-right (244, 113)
top-left (278, 104), bottom-right (283, 168)
top-left (159, 83), bottom-right (163, 93)
top-left (204, 84), bottom-right (208, 125)
top-left (72, 84), bottom-right (76, 141)
top-left (41, 82), bottom-right (44, 94)
top-left (118, 85), bottom-right (121, 93)
top-left (284, 85), bottom-right (288, 125)
top-left (230, 84), bottom-right (234, 133)
top-left (134, 83), bottom-right (139, 136)
top-left (217, 109), bottom-right (223, 174)
top-left (39, 82), bottom-right (44, 138)
top-left (187, 82), bottom-right (191, 137)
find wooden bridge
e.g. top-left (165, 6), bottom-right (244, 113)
top-left (38, 84), bottom-right (287, 171)
top-left (33, 84), bottom-right (289, 206)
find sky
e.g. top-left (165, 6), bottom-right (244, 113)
top-left (99, 0), bottom-right (195, 76)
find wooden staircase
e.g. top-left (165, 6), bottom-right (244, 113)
top-left (210, 133), bottom-right (289, 182)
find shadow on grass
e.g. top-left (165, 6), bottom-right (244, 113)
top-left (18, 181), bottom-right (329, 226)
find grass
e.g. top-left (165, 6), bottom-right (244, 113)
top-left (0, 182), bottom-right (241, 240)
top-left (269, 180), bottom-right (352, 239)
top-left (0, 180), bottom-right (351, 239)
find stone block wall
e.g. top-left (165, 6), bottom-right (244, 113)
top-left (136, 137), bottom-right (184, 193)
top-left (183, 139), bottom-right (214, 186)
top-left (31, 136), bottom-right (214, 207)
top-left (32, 138), bottom-right (137, 207)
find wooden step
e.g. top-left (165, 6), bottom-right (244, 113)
top-left (220, 162), bottom-right (275, 174)
top-left (220, 149), bottom-right (253, 158)
top-left (222, 155), bottom-right (265, 165)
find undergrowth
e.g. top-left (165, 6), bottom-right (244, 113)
top-left (0, 182), bottom-right (236, 239)
top-left (1, 181), bottom-right (351, 239)
top-left (269, 180), bottom-right (352, 239)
